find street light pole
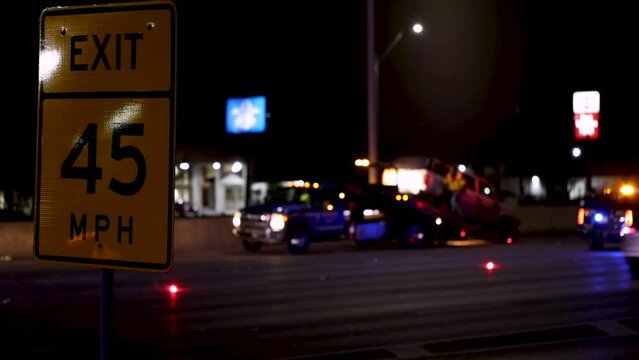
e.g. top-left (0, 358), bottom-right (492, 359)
top-left (366, 0), bottom-right (423, 184)
top-left (366, 0), bottom-right (377, 184)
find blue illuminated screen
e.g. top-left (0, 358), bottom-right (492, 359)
top-left (226, 96), bottom-right (266, 134)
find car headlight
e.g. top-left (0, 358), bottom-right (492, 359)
top-left (362, 209), bottom-right (384, 220)
top-left (232, 212), bottom-right (242, 227)
top-left (270, 213), bottom-right (288, 232)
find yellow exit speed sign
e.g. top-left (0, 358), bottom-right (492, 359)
top-left (35, 1), bottom-right (176, 272)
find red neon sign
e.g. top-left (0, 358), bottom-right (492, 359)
top-left (573, 91), bottom-right (600, 141)
top-left (574, 113), bottom-right (599, 140)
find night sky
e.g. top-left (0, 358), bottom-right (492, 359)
top-left (3, 0), bottom-right (638, 190)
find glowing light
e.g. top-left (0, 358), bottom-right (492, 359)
top-left (232, 212), bottom-right (241, 227)
top-left (313, 182), bottom-right (320, 189)
top-left (506, 238), bottom-right (513, 244)
top-left (412, 23), bottom-right (424, 34)
top-left (270, 213), bottom-right (287, 232)
top-left (620, 185), bottom-right (635, 196)
top-left (395, 194), bottom-right (402, 201)
top-left (355, 158), bottom-right (370, 167)
top-left (338, 192), bottom-right (345, 199)
top-left (625, 210), bottom-right (633, 227)
top-left (304, 182), bottom-right (310, 188)
top-left (39, 49), bottom-right (61, 82)
top-left (460, 230), bottom-right (467, 238)
top-left (594, 213), bottom-right (604, 223)
top-left (402, 194), bottom-right (409, 201)
top-left (485, 261), bottom-right (495, 270)
top-left (212, 162), bottom-right (221, 170)
top-left (397, 169), bottom-right (427, 195)
top-left (363, 209), bottom-right (380, 217)
top-left (168, 284), bottom-right (179, 294)
top-left (575, 113), bottom-right (598, 137)
top-left (231, 161), bottom-right (243, 173)
top-left (457, 164), bottom-right (467, 173)
top-left (109, 101), bottom-right (143, 125)
top-left (382, 168), bottom-right (398, 186)
top-left (179, 162), bottom-right (190, 170)
top-left (435, 217), bottom-right (442, 225)
top-left (326, 204), bottom-right (334, 211)
top-left (572, 147), bottom-right (582, 158)
top-left (530, 175), bottom-right (544, 197)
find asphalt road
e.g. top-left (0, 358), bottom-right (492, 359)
top-left (2, 235), bottom-right (639, 359)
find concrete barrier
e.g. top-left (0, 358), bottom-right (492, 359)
top-left (515, 205), bottom-right (578, 233)
top-left (0, 216), bottom-right (240, 260)
top-left (0, 206), bottom-right (580, 259)
top-left (0, 221), bottom-right (33, 260)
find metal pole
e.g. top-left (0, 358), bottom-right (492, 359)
top-left (366, 0), bottom-right (378, 185)
top-left (100, 269), bottom-right (114, 360)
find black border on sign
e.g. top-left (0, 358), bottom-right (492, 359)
top-left (34, 1), bottom-right (176, 272)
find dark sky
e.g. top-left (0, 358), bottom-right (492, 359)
top-left (3, 0), bottom-right (638, 189)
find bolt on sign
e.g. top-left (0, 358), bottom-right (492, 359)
top-left (35, 1), bottom-right (176, 272)
top-left (573, 91), bottom-right (600, 140)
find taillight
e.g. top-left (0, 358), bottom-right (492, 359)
top-left (625, 210), bottom-right (633, 227)
top-left (577, 208), bottom-right (585, 225)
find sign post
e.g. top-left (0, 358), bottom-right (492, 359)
top-left (573, 90), bottom-right (600, 191)
top-left (35, 1), bottom-right (176, 272)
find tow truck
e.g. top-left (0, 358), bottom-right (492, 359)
top-left (348, 158), bottom-right (521, 248)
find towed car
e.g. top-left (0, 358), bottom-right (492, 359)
top-left (346, 184), bottom-right (461, 249)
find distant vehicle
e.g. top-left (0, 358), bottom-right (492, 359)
top-left (348, 158), bottom-right (521, 248)
top-left (575, 184), bottom-right (639, 250)
top-left (623, 231), bottom-right (639, 280)
top-left (232, 181), bottom-right (361, 254)
top-left (175, 199), bottom-right (199, 218)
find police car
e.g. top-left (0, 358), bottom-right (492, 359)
top-left (576, 184), bottom-right (638, 251)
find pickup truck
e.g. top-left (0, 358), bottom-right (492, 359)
top-left (232, 182), bottom-right (358, 254)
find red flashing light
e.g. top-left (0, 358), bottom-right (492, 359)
top-left (460, 230), bottom-right (467, 238)
top-left (485, 261), bottom-right (495, 270)
top-left (168, 284), bottom-right (179, 294)
top-left (506, 238), bottom-right (513, 245)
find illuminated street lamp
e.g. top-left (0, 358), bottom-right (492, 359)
top-left (572, 146), bottom-right (582, 158)
top-left (355, 158), bottom-right (370, 167)
top-left (367, 0), bottom-right (425, 184)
